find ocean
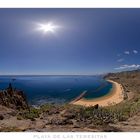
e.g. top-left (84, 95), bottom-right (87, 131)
top-left (0, 75), bottom-right (112, 106)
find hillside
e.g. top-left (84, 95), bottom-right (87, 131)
top-left (105, 69), bottom-right (140, 100)
top-left (104, 69), bottom-right (140, 131)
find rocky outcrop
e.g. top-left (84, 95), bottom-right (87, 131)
top-left (0, 83), bottom-right (29, 110)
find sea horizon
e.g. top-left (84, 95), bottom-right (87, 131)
top-left (0, 75), bottom-right (112, 106)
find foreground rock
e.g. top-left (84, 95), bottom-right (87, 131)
top-left (0, 83), bottom-right (29, 110)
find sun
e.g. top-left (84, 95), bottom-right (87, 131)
top-left (37, 22), bottom-right (58, 34)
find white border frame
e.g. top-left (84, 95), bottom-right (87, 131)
top-left (0, 132), bottom-right (140, 140)
top-left (0, 0), bottom-right (140, 8)
top-left (0, 0), bottom-right (140, 139)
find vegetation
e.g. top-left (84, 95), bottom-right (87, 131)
top-left (107, 95), bottom-right (140, 121)
top-left (16, 94), bottom-right (140, 125)
top-left (17, 107), bottom-right (41, 121)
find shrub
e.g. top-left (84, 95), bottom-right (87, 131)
top-left (17, 108), bottom-right (40, 121)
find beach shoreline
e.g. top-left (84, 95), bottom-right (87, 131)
top-left (71, 80), bottom-right (124, 107)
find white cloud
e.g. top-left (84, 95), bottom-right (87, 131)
top-left (117, 58), bottom-right (124, 62)
top-left (114, 64), bottom-right (140, 70)
top-left (133, 50), bottom-right (138, 54)
top-left (124, 51), bottom-right (130, 55)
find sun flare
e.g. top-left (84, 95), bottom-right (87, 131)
top-left (37, 22), bottom-right (58, 33)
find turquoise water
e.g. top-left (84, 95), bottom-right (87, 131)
top-left (0, 75), bottom-right (112, 106)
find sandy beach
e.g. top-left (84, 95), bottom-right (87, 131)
top-left (71, 80), bottom-right (124, 107)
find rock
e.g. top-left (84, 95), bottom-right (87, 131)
top-left (45, 116), bottom-right (72, 125)
top-left (48, 108), bottom-right (60, 115)
top-left (94, 104), bottom-right (99, 109)
top-left (0, 115), bottom-right (4, 120)
top-left (102, 125), bottom-right (122, 132)
top-left (61, 110), bottom-right (76, 119)
top-left (0, 84), bottom-right (29, 110)
top-left (7, 83), bottom-right (13, 92)
top-left (71, 120), bottom-right (80, 128)
top-left (32, 119), bottom-right (46, 129)
top-left (0, 105), bottom-right (17, 119)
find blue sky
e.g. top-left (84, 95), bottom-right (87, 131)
top-left (0, 9), bottom-right (140, 75)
